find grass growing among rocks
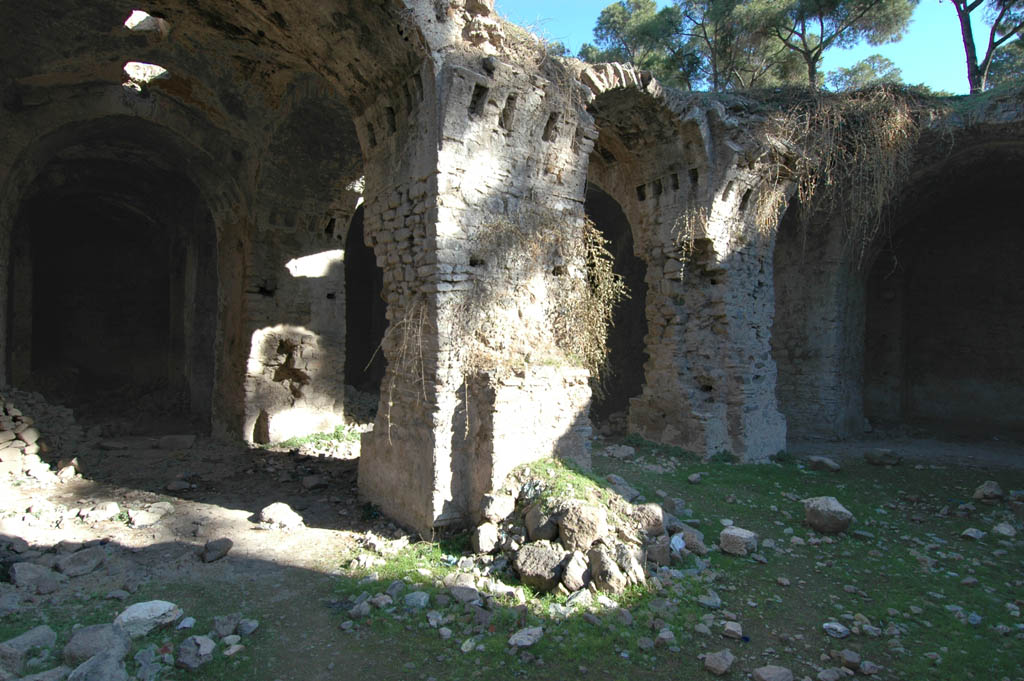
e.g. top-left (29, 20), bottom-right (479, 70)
top-left (323, 440), bottom-right (1023, 681)
top-left (3, 439), bottom-right (1020, 681)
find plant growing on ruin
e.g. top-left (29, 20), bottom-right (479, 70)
top-left (450, 209), bottom-right (626, 385)
top-left (757, 84), bottom-right (938, 264)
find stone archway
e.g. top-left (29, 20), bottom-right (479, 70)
top-left (864, 147), bottom-right (1024, 435)
top-left (584, 183), bottom-right (648, 432)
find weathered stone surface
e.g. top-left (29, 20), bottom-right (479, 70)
top-left (588, 546), bottom-right (628, 594)
top-left (524, 505), bottom-right (559, 542)
top-left (973, 480), bottom-right (1004, 500)
top-left (67, 653), bottom-right (128, 681)
top-left (18, 665), bottom-right (72, 681)
top-left (804, 496), bottom-right (853, 534)
top-left (114, 601), bottom-right (182, 638)
top-left (63, 624), bottom-right (131, 665)
top-left (720, 527), bottom-right (759, 556)
top-left (259, 502), bottom-right (304, 530)
top-left (481, 494), bottom-right (515, 522)
top-left (202, 537), bottom-right (233, 562)
top-left (175, 635), bottom-right (215, 670)
top-left (0, 625), bottom-right (57, 675)
top-left (9, 562), bottom-right (63, 594)
top-left (704, 649), bottom-right (735, 675)
top-left (513, 541), bottom-right (567, 592)
top-left (508, 627), bottom-right (543, 647)
top-left (471, 523), bottom-right (499, 554)
top-left (561, 550), bottom-right (590, 592)
top-left (558, 503), bottom-right (608, 552)
top-left (632, 503), bottom-right (665, 536)
top-left (752, 665), bottom-right (794, 681)
top-left (55, 546), bottom-right (106, 577)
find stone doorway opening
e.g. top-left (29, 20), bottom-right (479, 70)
top-left (585, 184), bottom-right (649, 434)
top-left (344, 205), bottom-right (387, 399)
top-left (6, 151), bottom-right (218, 434)
top-left (863, 151), bottom-right (1024, 438)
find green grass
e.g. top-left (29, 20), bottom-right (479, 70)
top-left (4, 438), bottom-right (1021, 680)
top-left (266, 424), bottom-right (361, 450)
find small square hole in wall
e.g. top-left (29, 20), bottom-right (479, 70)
top-left (385, 107), bottom-right (397, 133)
top-left (499, 93), bottom-right (518, 130)
top-left (636, 184), bottom-right (647, 201)
top-left (542, 112), bottom-right (560, 142)
top-left (469, 84), bottom-right (489, 117)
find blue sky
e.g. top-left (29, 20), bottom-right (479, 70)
top-left (493, 1), bottom-right (982, 94)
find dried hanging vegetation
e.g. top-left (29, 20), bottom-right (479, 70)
top-left (756, 85), bottom-right (944, 265)
top-left (449, 209), bottom-right (626, 385)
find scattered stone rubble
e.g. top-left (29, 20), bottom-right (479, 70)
top-left (0, 598), bottom-right (258, 679)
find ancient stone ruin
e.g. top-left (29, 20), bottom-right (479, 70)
top-left (1, 0), bottom-right (1022, 536)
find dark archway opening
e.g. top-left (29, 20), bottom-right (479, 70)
top-left (864, 153), bottom-right (1024, 438)
top-left (344, 206), bottom-right (387, 395)
top-left (7, 154), bottom-right (218, 435)
top-left (585, 184), bottom-right (649, 430)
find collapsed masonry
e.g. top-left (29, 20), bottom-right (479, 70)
top-left (1, 0), bottom-right (1022, 535)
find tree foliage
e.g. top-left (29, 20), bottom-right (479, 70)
top-left (676, 0), bottom-right (806, 89)
top-left (988, 33), bottom-right (1024, 85)
top-left (578, 0), bottom-right (919, 92)
top-left (746, 0), bottom-right (918, 87)
top-left (579, 0), bottom-right (700, 89)
top-left (949, 0), bottom-right (1024, 92)
top-left (827, 53), bottom-right (902, 90)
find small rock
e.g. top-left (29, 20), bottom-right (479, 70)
top-left (480, 494), bottom-right (515, 523)
top-left (471, 522), bottom-right (499, 554)
top-left (9, 562), bottom-right (63, 594)
top-left (524, 505), bottom-right (559, 541)
top-left (698, 590), bottom-right (722, 609)
top-left (864, 449), bottom-right (901, 466)
top-left (839, 648), bottom-right (861, 669)
top-left (67, 652), bottom-right (129, 681)
top-left (0, 625), bottom-right (57, 675)
top-left (688, 473), bottom-right (702, 484)
top-left (752, 665), bottom-right (794, 681)
top-left (165, 480), bottom-right (191, 492)
top-left (508, 627), bottom-right (543, 648)
top-left (561, 550), bottom-right (590, 592)
top-left (55, 546), bottom-right (106, 577)
top-left (991, 522), bottom-right (1016, 538)
top-left (404, 591), bottom-right (430, 609)
top-left (114, 601), bottom-right (182, 638)
top-left (603, 474), bottom-right (641, 503)
top-left (558, 503), bottom-right (608, 552)
top-left (223, 644), bottom-right (244, 657)
top-left (859, 660), bottom-right (882, 675)
top-left (719, 527), bottom-right (758, 556)
top-left (514, 540), bottom-right (568, 592)
top-left (588, 546), bottom-right (628, 594)
top-left (176, 617), bottom-right (196, 630)
top-left (259, 502), bottom-right (303, 529)
top-left (237, 619), bottom-right (259, 636)
top-left (175, 635), bottom-right (215, 670)
top-left (63, 624), bottom-right (130, 665)
top-left (822, 621), bottom-right (850, 638)
top-left (632, 503), bottom-right (664, 536)
top-left (722, 621), bottom-right (743, 639)
top-left (808, 456), bottom-right (841, 472)
top-left (704, 649), bottom-right (735, 675)
top-left (202, 538), bottom-right (233, 562)
top-left (804, 497), bottom-right (853, 534)
top-left (972, 480), bottom-right (1003, 501)
top-left (301, 475), bottom-right (327, 490)
top-left (960, 528), bottom-right (985, 541)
